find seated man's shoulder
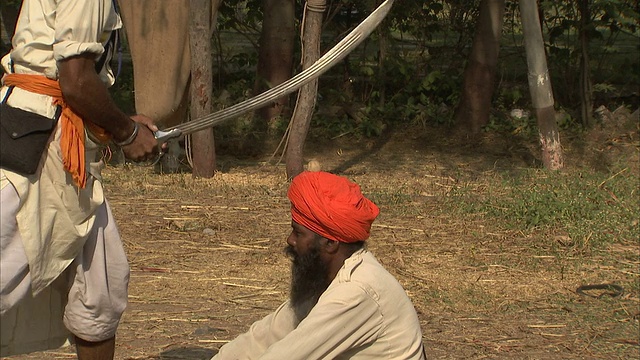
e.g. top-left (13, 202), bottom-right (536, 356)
top-left (350, 251), bottom-right (398, 281)
top-left (340, 250), bottom-right (409, 300)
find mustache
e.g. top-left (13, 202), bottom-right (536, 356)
top-left (284, 245), bottom-right (296, 259)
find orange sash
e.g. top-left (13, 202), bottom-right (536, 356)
top-left (3, 73), bottom-right (110, 188)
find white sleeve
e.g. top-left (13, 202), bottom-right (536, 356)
top-left (52, 0), bottom-right (119, 61)
top-left (256, 283), bottom-right (383, 360)
top-left (213, 301), bottom-right (299, 360)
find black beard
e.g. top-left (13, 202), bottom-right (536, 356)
top-left (285, 245), bottom-right (330, 321)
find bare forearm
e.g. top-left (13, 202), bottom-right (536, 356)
top-left (57, 52), bottom-right (160, 162)
top-left (57, 53), bottom-right (135, 142)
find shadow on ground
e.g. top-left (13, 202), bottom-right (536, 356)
top-left (158, 347), bottom-right (217, 359)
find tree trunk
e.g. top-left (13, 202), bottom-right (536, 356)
top-left (454, 0), bottom-right (506, 134)
top-left (189, 0), bottom-right (216, 177)
top-left (254, 0), bottom-right (296, 130)
top-left (578, 0), bottom-right (594, 128)
top-left (378, 26), bottom-right (388, 107)
top-left (285, 0), bottom-right (326, 179)
top-left (519, 0), bottom-right (564, 170)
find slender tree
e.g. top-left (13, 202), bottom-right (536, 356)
top-left (519, 0), bottom-right (564, 170)
top-left (578, 0), bottom-right (594, 128)
top-left (189, 0), bottom-right (217, 177)
top-left (454, 0), bottom-right (506, 134)
top-left (285, 0), bottom-right (326, 179)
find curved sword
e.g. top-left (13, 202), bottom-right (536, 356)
top-left (155, 0), bottom-right (395, 144)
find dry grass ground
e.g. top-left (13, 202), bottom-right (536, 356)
top-left (6, 111), bottom-right (639, 359)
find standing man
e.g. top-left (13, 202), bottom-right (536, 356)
top-left (212, 171), bottom-right (427, 359)
top-left (0, 0), bottom-right (158, 358)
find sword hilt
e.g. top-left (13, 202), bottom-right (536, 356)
top-left (154, 129), bottom-right (182, 144)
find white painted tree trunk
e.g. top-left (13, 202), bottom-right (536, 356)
top-left (519, 0), bottom-right (564, 170)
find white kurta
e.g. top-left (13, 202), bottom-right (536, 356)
top-left (0, 0), bottom-right (121, 295)
top-left (1, 0), bottom-right (122, 355)
top-left (212, 249), bottom-right (426, 360)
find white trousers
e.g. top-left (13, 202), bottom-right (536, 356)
top-left (0, 182), bottom-right (130, 356)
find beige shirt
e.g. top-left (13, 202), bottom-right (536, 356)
top-left (0, 0), bottom-right (122, 295)
top-left (213, 249), bottom-right (426, 360)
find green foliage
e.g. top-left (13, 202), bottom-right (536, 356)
top-left (496, 84), bottom-right (527, 109)
top-left (102, 0), bottom-right (639, 143)
top-left (217, 0), bottom-right (263, 34)
top-left (484, 112), bottom-right (536, 137)
top-left (554, 108), bottom-right (575, 128)
top-left (304, 0), bottom-right (482, 138)
top-left (593, 82), bottom-right (617, 97)
top-left (370, 59), bottom-right (461, 129)
top-left (447, 167), bottom-right (639, 249)
top-left (536, 0), bottom-right (640, 108)
top-left (488, 85), bottom-right (579, 135)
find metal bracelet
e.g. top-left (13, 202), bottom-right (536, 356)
top-left (114, 121), bottom-right (139, 147)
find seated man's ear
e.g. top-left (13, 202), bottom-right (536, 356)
top-left (322, 238), bottom-right (340, 254)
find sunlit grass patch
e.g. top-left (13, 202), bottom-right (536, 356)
top-left (445, 167), bottom-right (639, 249)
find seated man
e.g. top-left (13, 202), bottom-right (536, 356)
top-left (213, 171), bottom-right (426, 360)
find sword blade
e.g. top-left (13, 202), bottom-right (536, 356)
top-left (155, 0), bottom-right (395, 143)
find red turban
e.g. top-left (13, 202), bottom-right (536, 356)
top-left (287, 171), bottom-right (380, 243)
